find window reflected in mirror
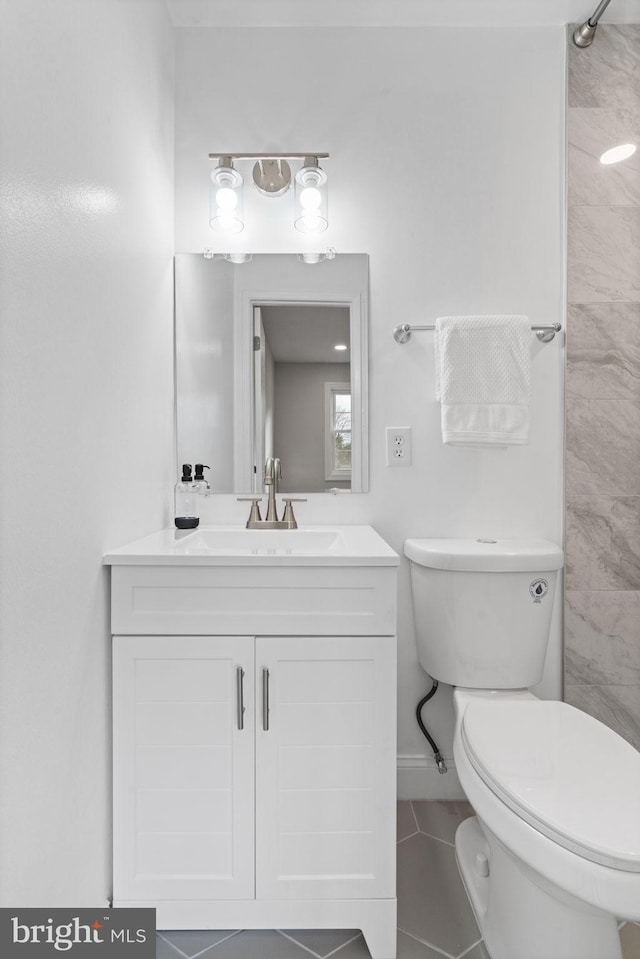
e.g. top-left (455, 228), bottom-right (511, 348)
top-left (326, 383), bottom-right (351, 482)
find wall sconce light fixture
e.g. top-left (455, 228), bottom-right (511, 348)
top-left (208, 153), bottom-right (329, 234)
top-left (294, 157), bottom-right (328, 234)
top-left (209, 156), bottom-right (244, 234)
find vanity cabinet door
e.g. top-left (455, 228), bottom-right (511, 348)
top-left (113, 635), bottom-right (255, 902)
top-left (255, 635), bottom-right (396, 901)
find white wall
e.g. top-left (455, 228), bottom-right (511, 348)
top-left (175, 25), bottom-right (566, 797)
top-left (0, 0), bottom-right (174, 905)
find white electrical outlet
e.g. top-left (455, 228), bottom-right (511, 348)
top-left (386, 427), bottom-right (412, 467)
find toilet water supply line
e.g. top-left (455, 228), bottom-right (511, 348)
top-left (416, 682), bottom-right (447, 774)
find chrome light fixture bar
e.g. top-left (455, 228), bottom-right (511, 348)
top-left (208, 153), bottom-right (329, 160)
top-left (208, 153), bottom-right (329, 234)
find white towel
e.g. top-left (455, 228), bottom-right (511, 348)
top-left (434, 315), bottom-right (531, 446)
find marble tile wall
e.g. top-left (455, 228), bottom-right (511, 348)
top-left (566, 25), bottom-right (640, 750)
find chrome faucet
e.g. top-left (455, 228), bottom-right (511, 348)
top-left (237, 457), bottom-right (306, 529)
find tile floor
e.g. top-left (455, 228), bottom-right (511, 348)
top-left (156, 801), bottom-right (640, 959)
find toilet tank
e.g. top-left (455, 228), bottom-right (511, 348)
top-left (405, 538), bottom-right (564, 689)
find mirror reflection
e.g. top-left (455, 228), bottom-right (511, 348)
top-left (175, 254), bottom-right (369, 494)
top-left (256, 303), bottom-right (351, 492)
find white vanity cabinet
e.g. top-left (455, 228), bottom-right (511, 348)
top-left (106, 528), bottom-right (399, 959)
top-left (112, 633), bottom-right (395, 904)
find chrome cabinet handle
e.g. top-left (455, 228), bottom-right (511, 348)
top-left (236, 666), bottom-right (245, 730)
top-left (262, 667), bottom-right (270, 731)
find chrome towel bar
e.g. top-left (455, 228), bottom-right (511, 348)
top-left (393, 322), bottom-right (562, 344)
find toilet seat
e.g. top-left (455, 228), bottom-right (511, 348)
top-left (461, 698), bottom-right (640, 872)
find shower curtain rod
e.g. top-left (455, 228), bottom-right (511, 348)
top-left (573, 0), bottom-right (613, 47)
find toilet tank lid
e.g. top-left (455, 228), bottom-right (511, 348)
top-left (404, 538), bottom-right (564, 572)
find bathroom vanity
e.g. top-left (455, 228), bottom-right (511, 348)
top-left (105, 525), bottom-right (399, 959)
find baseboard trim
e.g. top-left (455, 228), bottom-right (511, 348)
top-left (397, 754), bottom-right (466, 800)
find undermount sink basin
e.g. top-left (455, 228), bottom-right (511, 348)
top-left (181, 527), bottom-right (344, 555)
top-left (104, 525), bottom-right (399, 567)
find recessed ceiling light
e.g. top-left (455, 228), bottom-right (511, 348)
top-left (600, 143), bottom-right (637, 165)
top-left (334, 344), bottom-right (348, 351)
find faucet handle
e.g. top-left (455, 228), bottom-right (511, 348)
top-left (236, 497), bottom-right (263, 527)
top-left (281, 498), bottom-right (307, 529)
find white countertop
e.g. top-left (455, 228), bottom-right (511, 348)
top-left (104, 525), bottom-right (399, 567)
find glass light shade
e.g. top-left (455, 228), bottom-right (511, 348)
top-left (209, 161), bottom-right (244, 233)
top-left (223, 253), bottom-right (253, 264)
top-left (297, 252), bottom-right (325, 264)
top-left (294, 158), bottom-right (328, 234)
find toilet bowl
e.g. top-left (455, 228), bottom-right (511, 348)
top-left (453, 689), bottom-right (640, 959)
top-left (405, 538), bottom-right (640, 959)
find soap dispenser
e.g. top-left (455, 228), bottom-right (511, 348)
top-left (174, 464), bottom-right (199, 529)
top-left (193, 463), bottom-right (211, 494)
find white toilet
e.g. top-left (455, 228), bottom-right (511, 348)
top-left (405, 537), bottom-right (640, 959)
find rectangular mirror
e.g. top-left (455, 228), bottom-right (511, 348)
top-left (175, 254), bottom-right (369, 494)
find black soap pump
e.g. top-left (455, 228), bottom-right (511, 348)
top-left (193, 463), bottom-right (211, 494)
top-left (174, 464), bottom-right (199, 529)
